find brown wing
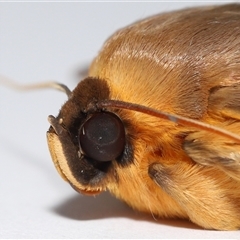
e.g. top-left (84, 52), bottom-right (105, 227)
top-left (184, 84), bottom-right (240, 181)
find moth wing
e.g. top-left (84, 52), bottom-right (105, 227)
top-left (208, 82), bottom-right (240, 120)
top-left (148, 162), bottom-right (240, 230)
top-left (184, 83), bottom-right (240, 181)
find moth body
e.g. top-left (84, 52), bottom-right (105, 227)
top-left (47, 4), bottom-right (240, 230)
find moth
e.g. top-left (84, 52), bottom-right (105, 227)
top-left (4, 4), bottom-right (240, 230)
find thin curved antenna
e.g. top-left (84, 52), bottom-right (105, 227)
top-left (97, 99), bottom-right (240, 143)
top-left (0, 75), bottom-right (72, 98)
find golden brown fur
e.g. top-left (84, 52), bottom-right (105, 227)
top-left (89, 4), bottom-right (240, 230)
top-left (48, 4), bottom-right (240, 230)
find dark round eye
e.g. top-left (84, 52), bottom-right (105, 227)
top-left (79, 112), bottom-right (125, 162)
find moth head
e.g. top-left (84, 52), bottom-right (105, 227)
top-left (47, 77), bottom-right (134, 195)
top-left (43, 75), bottom-right (240, 196)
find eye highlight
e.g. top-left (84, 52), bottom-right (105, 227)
top-left (79, 112), bottom-right (126, 162)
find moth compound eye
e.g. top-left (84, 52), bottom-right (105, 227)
top-left (79, 112), bottom-right (125, 162)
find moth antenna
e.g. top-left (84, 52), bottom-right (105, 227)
top-left (0, 75), bottom-right (72, 98)
top-left (97, 100), bottom-right (240, 143)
